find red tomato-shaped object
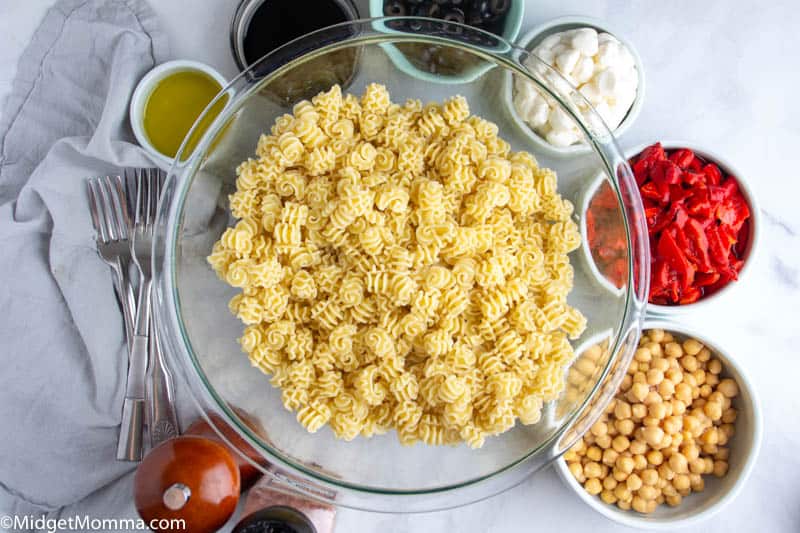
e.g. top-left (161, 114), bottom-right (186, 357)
top-left (134, 435), bottom-right (240, 533)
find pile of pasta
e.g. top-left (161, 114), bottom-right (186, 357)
top-left (208, 83), bottom-right (586, 448)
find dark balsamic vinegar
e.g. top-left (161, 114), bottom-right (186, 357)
top-left (243, 0), bottom-right (350, 65)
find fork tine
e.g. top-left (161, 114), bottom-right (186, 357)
top-left (86, 179), bottom-right (107, 242)
top-left (124, 169), bottom-right (136, 220)
top-left (107, 175), bottom-right (131, 240)
top-left (149, 168), bottom-right (161, 229)
top-left (88, 179), bottom-right (112, 243)
top-left (101, 176), bottom-right (125, 241)
top-left (134, 168), bottom-right (144, 229)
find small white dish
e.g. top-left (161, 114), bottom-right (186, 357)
top-left (503, 15), bottom-right (646, 158)
top-left (555, 320), bottom-right (762, 530)
top-left (129, 60), bottom-right (228, 168)
top-left (625, 141), bottom-right (761, 317)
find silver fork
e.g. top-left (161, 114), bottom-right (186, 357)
top-left (117, 168), bottom-right (160, 461)
top-left (140, 170), bottom-right (179, 448)
top-left (86, 177), bottom-right (136, 347)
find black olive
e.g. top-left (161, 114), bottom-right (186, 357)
top-left (383, 0), bottom-right (407, 16)
top-left (490, 0), bottom-right (509, 15)
top-left (433, 0), bottom-right (450, 4)
top-left (443, 7), bottom-right (465, 23)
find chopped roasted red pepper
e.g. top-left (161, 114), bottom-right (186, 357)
top-left (628, 143), bottom-right (751, 306)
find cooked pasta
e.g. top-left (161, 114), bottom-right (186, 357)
top-left (209, 83), bottom-right (586, 448)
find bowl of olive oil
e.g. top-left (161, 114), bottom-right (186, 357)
top-left (130, 60), bottom-right (229, 167)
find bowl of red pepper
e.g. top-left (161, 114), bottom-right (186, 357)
top-left (626, 141), bottom-right (760, 313)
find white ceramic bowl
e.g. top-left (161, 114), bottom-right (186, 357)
top-left (625, 141), bottom-right (761, 316)
top-left (129, 60), bottom-right (227, 168)
top-left (503, 15), bottom-right (646, 158)
top-left (554, 320), bottom-right (762, 530)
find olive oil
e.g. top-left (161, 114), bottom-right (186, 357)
top-left (143, 70), bottom-right (227, 159)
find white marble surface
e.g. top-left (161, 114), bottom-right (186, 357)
top-left (2, 1), bottom-right (799, 532)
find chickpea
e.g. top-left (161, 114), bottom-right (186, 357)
top-left (600, 490), bottom-right (617, 504)
top-left (706, 373), bottom-right (720, 387)
top-left (642, 426), bottom-right (665, 448)
top-left (652, 357), bottom-right (669, 373)
top-left (602, 448), bottom-right (619, 466)
top-left (649, 329), bottom-right (665, 343)
top-left (683, 415), bottom-right (700, 434)
top-left (673, 473), bottom-right (690, 491)
top-left (666, 494), bottom-right (682, 507)
top-left (704, 457), bottom-right (715, 474)
top-left (715, 448), bottom-right (730, 461)
top-left (646, 450), bottom-right (664, 466)
top-left (617, 455), bottom-right (635, 475)
top-left (648, 402), bottom-right (667, 420)
top-left (693, 369), bottom-right (706, 386)
top-left (643, 416), bottom-right (660, 428)
top-left (638, 485), bottom-right (658, 501)
top-left (635, 347), bottom-right (652, 363)
top-left (649, 342), bottom-right (664, 358)
top-left (668, 453), bottom-right (689, 474)
top-left (718, 378), bottom-right (739, 398)
top-left (683, 339), bottom-right (703, 356)
top-left (584, 477), bottom-right (602, 495)
top-left (697, 347), bottom-right (711, 362)
top-left (620, 374), bottom-right (633, 391)
top-left (663, 333), bottom-right (674, 343)
top-left (665, 368), bottom-right (684, 384)
top-left (641, 391), bottom-right (659, 406)
top-left (689, 457), bottom-right (706, 474)
top-left (614, 484), bottom-right (633, 502)
top-left (690, 473), bottom-right (704, 492)
top-left (637, 362), bottom-right (649, 373)
top-left (603, 476), bottom-right (618, 490)
top-left (569, 461), bottom-right (585, 482)
top-left (671, 398), bottom-right (686, 416)
top-left (641, 468), bottom-right (659, 486)
top-left (596, 434), bottom-right (612, 449)
top-left (699, 384), bottom-right (712, 399)
top-left (662, 483), bottom-right (677, 497)
top-left (700, 428), bottom-right (719, 446)
top-left (663, 415), bottom-right (682, 435)
top-left (633, 371), bottom-right (647, 384)
top-left (587, 446), bottom-right (602, 462)
top-left (702, 443), bottom-right (719, 455)
top-left (681, 443), bottom-right (700, 462)
top-left (571, 438), bottom-right (586, 454)
top-left (630, 382), bottom-right (649, 402)
top-left (632, 496), bottom-right (648, 513)
top-left (614, 401), bottom-right (632, 420)
top-left (713, 460), bottom-right (729, 477)
top-left (626, 473), bottom-right (643, 491)
top-left (646, 499), bottom-right (658, 513)
top-left (665, 342), bottom-right (683, 358)
top-left (658, 380), bottom-right (676, 398)
top-left (671, 432), bottom-right (684, 448)
top-left (681, 354), bottom-right (698, 372)
top-left (631, 403), bottom-right (647, 420)
top-left (675, 383), bottom-right (693, 404)
top-left (617, 499), bottom-right (632, 510)
top-left (612, 435), bottom-right (631, 453)
top-left (616, 418), bottom-right (635, 436)
top-left (633, 454), bottom-right (647, 471)
top-left (613, 467), bottom-right (628, 482)
top-left (656, 494), bottom-right (665, 505)
top-left (657, 463), bottom-right (675, 481)
top-left (684, 373), bottom-right (698, 390)
top-left (584, 461), bottom-right (602, 479)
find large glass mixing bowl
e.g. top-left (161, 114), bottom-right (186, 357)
top-left (153, 18), bottom-right (649, 512)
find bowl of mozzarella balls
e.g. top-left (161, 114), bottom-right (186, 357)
top-left (505, 16), bottom-right (645, 155)
top-left (554, 324), bottom-right (762, 529)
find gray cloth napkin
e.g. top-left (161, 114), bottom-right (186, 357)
top-left (0, 0), bottom-right (169, 519)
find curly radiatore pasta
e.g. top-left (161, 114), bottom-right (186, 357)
top-left (209, 83), bottom-right (587, 448)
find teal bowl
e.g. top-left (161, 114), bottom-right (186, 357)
top-left (368, 1), bottom-right (524, 83)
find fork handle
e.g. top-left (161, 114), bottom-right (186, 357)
top-left (117, 333), bottom-right (149, 461)
top-left (148, 319), bottom-right (179, 448)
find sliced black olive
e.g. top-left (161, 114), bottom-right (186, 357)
top-left (443, 7), bottom-right (465, 23)
top-left (490, 0), bottom-right (509, 15)
top-left (384, 0), bottom-right (407, 16)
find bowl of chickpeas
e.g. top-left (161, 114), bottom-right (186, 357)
top-left (555, 323), bottom-right (762, 529)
